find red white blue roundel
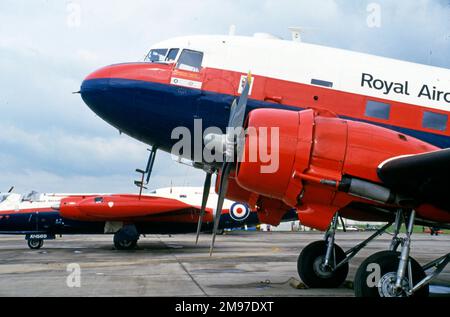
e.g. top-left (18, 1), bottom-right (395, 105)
top-left (229, 203), bottom-right (250, 221)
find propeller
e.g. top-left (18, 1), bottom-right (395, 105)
top-left (206, 73), bottom-right (252, 255)
top-left (209, 162), bottom-right (232, 256)
top-left (195, 171), bottom-right (213, 245)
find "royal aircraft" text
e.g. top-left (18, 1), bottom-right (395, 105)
top-left (361, 73), bottom-right (450, 104)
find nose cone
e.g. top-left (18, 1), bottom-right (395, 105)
top-left (79, 62), bottom-right (197, 151)
top-left (80, 66), bottom-right (113, 118)
top-left (80, 64), bottom-right (145, 139)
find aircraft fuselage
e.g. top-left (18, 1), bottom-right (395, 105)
top-left (80, 35), bottom-right (450, 162)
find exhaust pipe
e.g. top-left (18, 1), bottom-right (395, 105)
top-left (339, 177), bottom-right (415, 207)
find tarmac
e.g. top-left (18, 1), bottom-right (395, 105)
top-left (0, 231), bottom-right (448, 297)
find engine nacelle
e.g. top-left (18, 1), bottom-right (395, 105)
top-left (235, 108), bottom-right (438, 230)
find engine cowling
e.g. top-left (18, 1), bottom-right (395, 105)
top-left (235, 108), bottom-right (438, 230)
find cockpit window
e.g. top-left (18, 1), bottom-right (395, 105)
top-left (22, 191), bottom-right (41, 202)
top-left (165, 48), bottom-right (180, 62)
top-left (0, 194), bottom-right (10, 203)
top-left (94, 197), bottom-right (104, 204)
top-left (176, 49), bottom-right (204, 72)
top-left (145, 49), bottom-right (168, 63)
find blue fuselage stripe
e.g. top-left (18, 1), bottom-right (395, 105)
top-left (81, 78), bottom-right (450, 151)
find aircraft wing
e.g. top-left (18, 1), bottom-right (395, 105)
top-left (377, 149), bottom-right (450, 210)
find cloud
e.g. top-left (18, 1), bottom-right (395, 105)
top-left (0, 125), bottom-right (142, 174)
top-left (0, 166), bottom-right (205, 194)
top-left (0, 0), bottom-right (449, 193)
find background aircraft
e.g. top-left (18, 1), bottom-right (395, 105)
top-left (80, 34), bottom-right (450, 297)
top-left (0, 187), bottom-right (294, 250)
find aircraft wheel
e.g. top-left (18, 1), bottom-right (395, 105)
top-left (28, 239), bottom-right (44, 250)
top-left (113, 235), bottom-right (138, 250)
top-left (354, 251), bottom-right (429, 297)
top-left (297, 241), bottom-right (349, 288)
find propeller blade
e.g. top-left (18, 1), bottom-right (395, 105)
top-left (195, 172), bottom-right (212, 245)
top-left (228, 73), bottom-right (252, 129)
top-left (209, 162), bottom-right (232, 256)
top-left (227, 73), bottom-right (252, 162)
top-left (227, 98), bottom-right (238, 127)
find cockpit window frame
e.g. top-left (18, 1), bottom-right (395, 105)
top-left (22, 191), bottom-right (41, 202)
top-left (165, 48), bottom-right (180, 63)
top-left (175, 49), bottom-right (204, 73)
top-left (94, 197), bottom-right (104, 204)
top-left (0, 194), bottom-right (10, 203)
top-left (145, 48), bottom-right (169, 63)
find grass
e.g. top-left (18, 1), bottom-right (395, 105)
top-left (355, 224), bottom-right (450, 235)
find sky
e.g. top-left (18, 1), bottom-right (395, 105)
top-left (0, 0), bottom-right (449, 194)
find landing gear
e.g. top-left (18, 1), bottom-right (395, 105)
top-left (297, 240), bottom-right (348, 288)
top-left (297, 209), bottom-right (449, 296)
top-left (113, 224), bottom-right (140, 250)
top-left (297, 214), bottom-right (349, 288)
top-left (27, 239), bottom-right (44, 250)
top-left (297, 212), bottom-right (395, 289)
top-left (114, 236), bottom-right (138, 250)
top-left (353, 209), bottom-right (450, 297)
top-left (354, 251), bottom-right (428, 297)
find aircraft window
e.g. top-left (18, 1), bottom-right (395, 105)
top-left (165, 48), bottom-right (180, 62)
top-left (94, 197), bottom-right (104, 204)
top-left (311, 79), bottom-right (333, 88)
top-left (423, 111), bottom-right (448, 131)
top-left (0, 194), bottom-right (10, 203)
top-left (145, 49), bottom-right (168, 63)
top-left (365, 100), bottom-right (391, 120)
top-left (176, 49), bottom-right (204, 72)
top-left (22, 191), bottom-right (41, 202)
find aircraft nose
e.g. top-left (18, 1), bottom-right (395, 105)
top-left (79, 63), bottom-right (156, 144)
top-left (79, 62), bottom-right (191, 150)
top-left (80, 66), bottom-right (113, 116)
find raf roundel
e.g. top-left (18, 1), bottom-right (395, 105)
top-left (229, 203), bottom-right (250, 221)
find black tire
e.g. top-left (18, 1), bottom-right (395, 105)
top-left (28, 239), bottom-right (44, 250)
top-left (297, 241), bottom-right (349, 288)
top-left (354, 251), bottom-right (429, 297)
top-left (113, 235), bottom-right (137, 250)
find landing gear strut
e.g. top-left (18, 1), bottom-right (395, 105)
top-left (297, 209), bottom-right (449, 296)
top-left (354, 209), bottom-right (449, 297)
top-left (297, 212), bottom-right (393, 289)
top-left (297, 214), bottom-right (349, 288)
